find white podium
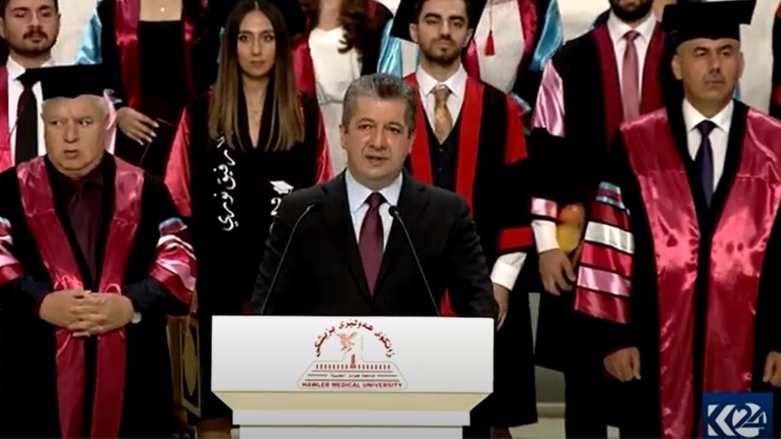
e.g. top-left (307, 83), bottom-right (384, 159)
top-left (212, 316), bottom-right (494, 438)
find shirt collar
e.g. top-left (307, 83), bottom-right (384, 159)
top-left (682, 99), bottom-right (734, 134)
top-left (345, 169), bottom-right (403, 213)
top-left (415, 64), bottom-right (468, 99)
top-left (606, 10), bottom-right (656, 44)
top-left (6, 56), bottom-right (55, 81)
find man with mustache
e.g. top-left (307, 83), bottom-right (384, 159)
top-left (389, 0), bottom-right (534, 437)
top-left (575, 1), bottom-right (781, 436)
top-left (0, 0), bottom-right (60, 171)
top-left (528, 0), bottom-right (672, 437)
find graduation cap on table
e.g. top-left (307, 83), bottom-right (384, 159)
top-left (18, 64), bottom-right (110, 101)
top-left (661, 0), bottom-right (756, 47)
top-left (389, 0), bottom-right (489, 42)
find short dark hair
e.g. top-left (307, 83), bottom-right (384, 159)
top-left (0, 0), bottom-right (58, 15)
top-left (342, 73), bottom-right (417, 135)
top-left (413, 0), bottom-right (474, 28)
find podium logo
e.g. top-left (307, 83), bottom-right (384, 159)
top-left (298, 319), bottom-right (407, 391)
top-left (703, 393), bottom-right (773, 438)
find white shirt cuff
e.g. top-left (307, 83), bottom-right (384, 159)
top-left (490, 252), bottom-right (527, 290)
top-left (532, 219), bottom-right (560, 253)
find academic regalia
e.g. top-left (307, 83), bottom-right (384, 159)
top-left (390, 0), bottom-right (536, 431)
top-left (164, 88), bottom-right (329, 421)
top-left (76, 0), bottom-right (211, 178)
top-left (291, 0), bottom-right (392, 174)
top-left (529, 11), bottom-right (669, 372)
top-left (380, 0), bottom-right (563, 117)
top-left (771, 0), bottom-right (781, 119)
top-left (0, 64), bottom-right (196, 438)
top-left (574, 4), bottom-right (781, 437)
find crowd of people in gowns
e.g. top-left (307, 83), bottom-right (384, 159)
top-left (0, 0), bottom-right (780, 438)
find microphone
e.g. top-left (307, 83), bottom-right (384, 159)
top-left (389, 205), bottom-right (440, 316)
top-left (258, 201), bottom-right (319, 315)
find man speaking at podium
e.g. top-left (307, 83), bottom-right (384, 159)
top-left (249, 73), bottom-right (495, 318)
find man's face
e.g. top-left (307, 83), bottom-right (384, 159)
top-left (43, 95), bottom-right (107, 178)
top-left (609, 0), bottom-right (653, 22)
top-left (410, 0), bottom-right (472, 65)
top-left (0, 0), bottom-right (59, 58)
top-left (340, 96), bottom-right (412, 188)
top-left (672, 38), bottom-right (743, 105)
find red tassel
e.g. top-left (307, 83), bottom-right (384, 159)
top-left (485, 30), bottom-right (495, 56)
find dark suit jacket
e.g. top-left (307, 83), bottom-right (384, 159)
top-left (248, 172), bottom-right (496, 318)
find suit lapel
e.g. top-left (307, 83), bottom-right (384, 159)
top-left (323, 173), bottom-right (371, 298)
top-left (374, 173), bottom-right (429, 295)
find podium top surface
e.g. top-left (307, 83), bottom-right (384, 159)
top-left (211, 316), bottom-right (494, 394)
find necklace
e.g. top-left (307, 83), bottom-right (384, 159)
top-left (160, 5), bottom-right (165, 12)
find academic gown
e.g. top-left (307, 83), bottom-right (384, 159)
top-left (528, 22), bottom-right (669, 372)
top-left (573, 101), bottom-right (781, 438)
top-left (0, 155), bottom-right (195, 438)
top-left (81, 0), bottom-right (211, 177)
top-left (164, 90), bottom-right (329, 420)
top-left (403, 73), bottom-right (537, 428)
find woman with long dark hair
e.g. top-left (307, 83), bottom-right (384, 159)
top-left (165, 0), bottom-right (330, 436)
top-left (293, 0), bottom-right (392, 175)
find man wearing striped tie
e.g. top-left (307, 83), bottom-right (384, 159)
top-left (573, 1), bottom-right (781, 437)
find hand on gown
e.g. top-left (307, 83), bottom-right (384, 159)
top-left (604, 347), bottom-right (641, 382)
top-left (763, 351), bottom-right (781, 387)
top-left (39, 289), bottom-right (90, 329)
top-left (67, 293), bottom-right (135, 337)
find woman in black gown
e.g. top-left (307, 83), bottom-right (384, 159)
top-left (80, 0), bottom-right (216, 178)
top-left (164, 0), bottom-right (330, 436)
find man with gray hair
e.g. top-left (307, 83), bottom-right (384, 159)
top-left (249, 72), bottom-right (495, 318)
top-left (0, 63), bottom-right (195, 438)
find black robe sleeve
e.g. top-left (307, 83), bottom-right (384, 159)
top-left (0, 173), bottom-right (49, 315)
top-left (572, 132), bottom-right (642, 359)
top-left (98, 0), bottom-right (129, 109)
top-left (771, 4), bottom-right (781, 120)
top-left (124, 177), bottom-right (194, 317)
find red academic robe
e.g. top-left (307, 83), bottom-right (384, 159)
top-left (403, 73), bottom-right (532, 317)
top-left (574, 102), bottom-right (781, 438)
top-left (291, 0), bottom-right (390, 97)
top-left (0, 66), bottom-right (12, 172)
top-left (0, 156), bottom-right (196, 438)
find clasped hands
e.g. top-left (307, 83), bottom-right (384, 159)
top-left (604, 348), bottom-right (781, 388)
top-left (39, 289), bottom-right (135, 337)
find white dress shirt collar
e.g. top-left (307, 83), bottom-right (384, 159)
top-left (415, 64), bottom-right (468, 99)
top-left (6, 55), bottom-right (54, 80)
top-left (682, 99), bottom-right (734, 135)
top-left (606, 10), bottom-right (657, 45)
top-left (345, 170), bottom-right (403, 213)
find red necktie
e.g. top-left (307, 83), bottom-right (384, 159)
top-left (622, 30), bottom-right (641, 121)
top-left (359, 192), bottom-right (385, 295)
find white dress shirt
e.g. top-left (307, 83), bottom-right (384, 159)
top-left (532, 12), bottom-right (658, 254)
top-left (346, 170), bottom-right (402, 249)
top-left (682, 98), bottom-right (732, 190)
top-left (414, 65), bottom-right (526, 290)
top-left (6, 56), bottom-right (52, 160)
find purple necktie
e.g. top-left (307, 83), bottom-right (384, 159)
top-left (622, 30), bottom-right (641, 121)
top-left (359, 192), bottom-right (385, 294)
top-left (696, 120), bottom-right (716, 206)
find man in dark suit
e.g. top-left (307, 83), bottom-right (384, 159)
top-left (248, 73), bottom-right (495, 318)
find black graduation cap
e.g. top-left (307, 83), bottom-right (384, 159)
top-left (389, 0), bottom-right (489, 42)
top-left (18, 64), bottom-right (108, 100)
top-left (661, 0), bottom-right (756, 47)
